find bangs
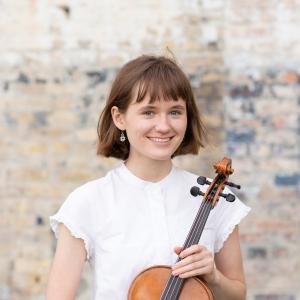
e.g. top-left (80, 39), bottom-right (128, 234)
top-left (133, 63), bottom-right (190, 103)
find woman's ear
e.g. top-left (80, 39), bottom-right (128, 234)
top-left (111, 106), bottom-right (126, 130)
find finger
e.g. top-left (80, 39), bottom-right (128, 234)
top-left (172, 252), bottom-right (208, 271)
top-left (174, 246), bottom-right (182, 255)
top-left (172, 259), bottom-right (207, 276)
top-left (179, 244), bottom-right (206, 259)
top-left (178, 265), bottom-right (211, 279)
top-left (172, 251), bottom-right (214, 271)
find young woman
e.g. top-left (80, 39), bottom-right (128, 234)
top-left (46, 55), bottom-right (250, 300)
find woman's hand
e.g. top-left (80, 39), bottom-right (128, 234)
top-left (171, 245), bottom-right (219, 285)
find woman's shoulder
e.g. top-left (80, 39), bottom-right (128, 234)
top-left (68, 166), bottom-right (118, 200)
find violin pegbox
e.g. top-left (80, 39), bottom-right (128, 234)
top-left (190, 157), bottom-right (241, 208)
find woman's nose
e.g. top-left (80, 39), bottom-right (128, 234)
top-left (155, 115), bottom-right (171, 132)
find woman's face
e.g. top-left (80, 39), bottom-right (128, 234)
top-left (115, 89), bottom-right (187, 163)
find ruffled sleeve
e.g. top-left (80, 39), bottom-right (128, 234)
top-left (49, 186), bottom-right (95, 261)
top-left (213, 187), bottom-right (251, 253)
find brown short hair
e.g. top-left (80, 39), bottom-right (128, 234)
top-left (97, 55), bottom-right (207, 160)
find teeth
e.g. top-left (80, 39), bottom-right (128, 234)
top-left (148, 137), bottom-right (171, 142)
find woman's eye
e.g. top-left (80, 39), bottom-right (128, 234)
top-left (143, 111), bottom-right (154, 116)
top-left (170, 110), bottom-right (182, 116)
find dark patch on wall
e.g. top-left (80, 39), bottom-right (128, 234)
top-left (53, 78), bottom-right (61, 84)
top-left (261, 116), bottom-right (271, 126)
top-left (4, 112), bottom-right (18, 128)
top-left (248, 247), bottom-right (267, 259)
top-left (230, 82), bottom-right (263, 99)
top-left (241, 100), bottom-right (255, 114)
top-left (207, 41), bottom-right (220, 51)
top-left (188, 74), bottom-right (200, 88)
top-left (224, 143), bottom-right (234, 157)
top-left (82, 95), bottom-right (92, 107)
top-left (274, 173), bottom-right (300, 186)
top-left (79, 112), bottom-right (89, 126)
top-left (35, 78), bottom-right (47, 84)
top-left (18, 72), bottom-right (30, 84)
top-left (267, 84), bottom-right (279, 98)
top-left (58, 5), bottom-right (71, 17)
top-left (266, 69), bottom-right (277, 79)
top-left (227, 129), bottom-right (256, 144)
top-left (36, 216), bottom-right (44, 226)
top-left (64, 67), bottom-right (77, 82)
top-left (86, 70), bottom-right (108, 87)
top-left (30, 112), bottom-right (49, 128)
top-left (3, 81), bottom-right (9, 91)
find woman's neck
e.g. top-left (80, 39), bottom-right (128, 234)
top-left (124, 157), bottom-right (172, 183)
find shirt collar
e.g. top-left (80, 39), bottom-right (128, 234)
top-left (115, 162), bottom-right (177, 189)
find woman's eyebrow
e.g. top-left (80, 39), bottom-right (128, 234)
top-left (137, 105), bottom-right (157, 110)
top-left (138, 105), bottom-right (157, 111)
top-left (170, 105), bottom-right (185, 110)
top-left (137, 104), bottom-right (186, 111)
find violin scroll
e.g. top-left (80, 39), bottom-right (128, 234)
top-left (190, 157), bottom-right (240, 207)
top-left (213, 157), bottom-right (234, 175)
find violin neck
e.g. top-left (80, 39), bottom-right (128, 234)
top-left (160, 199), bottom-right (213, 300)
top-left (182, 199), bottom-right (212, 251)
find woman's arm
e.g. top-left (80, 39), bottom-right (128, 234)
top-left (172, 225), bottom-right (247, 300)
top-left (46, 224), bottom-right (87, 300)
top-left (209, 225), bottom-right (246, 299)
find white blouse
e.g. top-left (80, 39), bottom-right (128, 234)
top-left (50, 162), bottom-right (250, 300)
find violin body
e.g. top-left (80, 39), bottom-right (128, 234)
top-left (128, 265), bottom-right (214, 300)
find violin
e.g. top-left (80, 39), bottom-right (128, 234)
top-left (127, 157), bottom-right (241, 300)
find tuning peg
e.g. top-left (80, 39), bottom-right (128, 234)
top-left (197, 176), bottom-right (211, 186)
top-left (190, 186), bottom-right (205, 197)
top-left (224, 181), bottom-right (241, 189)
top-left (220, 192), bottom-right (235, 202)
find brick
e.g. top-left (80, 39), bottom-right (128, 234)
top-left (275, 173), bottom-right (300, 186)
top-left (248, 247), bottom-right (267, 259)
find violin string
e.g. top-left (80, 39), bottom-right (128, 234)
top-left (162, 175), bottom-right (224, 299)
top-left (183, 199), bottom-right (212, 248)
top-left (163, 201), bottom-right (212, 300)
top-left (162, 183), bottom-right (217, 299)
top-left (171, 202), bottom-right (212, 299)
top-left (161, 199), bottom-right (212, 299)
top-left (161, 200), bottom-right (207, 299)
top-left (160, 200), bottom-right (205, 300)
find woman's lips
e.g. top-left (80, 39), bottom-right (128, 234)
top-left (147, 136), bottom-right (173, 143)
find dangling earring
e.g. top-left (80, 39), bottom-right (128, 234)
top-left (120, 130), bottom-right (126, 142)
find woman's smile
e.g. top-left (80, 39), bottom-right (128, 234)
top-left (147, 136), bottom-right (174, 143)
